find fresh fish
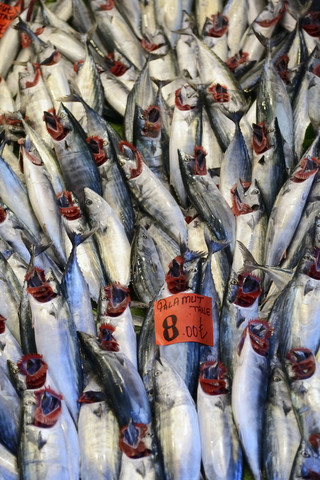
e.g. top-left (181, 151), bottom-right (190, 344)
top-left (169, 83), bottom-right (201, 208)
top-left (251, 117), bottom-right (287, 217)
top-left (179, 147), bottom-right (236, 249)
top-left (220, 272), bottom-right (262, 378)
top-left (263, 357), bottom-right (301, 480)
top-left (264, 156), bottom-right (319, 273)
top-left (256, 38), bottom-right (295, 173)
top-left (84, 187), bottom-right (131, 287)
top-left (131, 224), bottom-right (165, 305)
top-left (91, 0), bottom-right (145, 70)
top-left (153, 356), bottom-right (201, 480)
top-left (96, 283), bottom-right (137, 369)
top-left (0, 154), bottom-right (41, 238)
top-left (197, 361), bottom-right (243, 480)
top-left (19, 387), bottom-right (80, 479)
top-left (286, 348), bottom-right (320, 440)
top-left (26, 266), bottom-right (82, 423)
top-left (61, 233), bottom-right (96, 336)
top-left (18, 62), bottom-right (55, 147)
top-left (231, 180), bottom-right (268, 276)
top-left (117, 141), bottom-right (187, 244)
top-left (78, 376), bottom-right (122, 480)
top-left (44, 103), bottom-right (102, 209)
top-left (21, 140), bottom-right (68, 267)
top-left (0, 366), bottom-right (20, 455)
top-left (232, 320), bottom-right (273, 480)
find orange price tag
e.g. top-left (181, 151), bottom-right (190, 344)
top-left (0, 2), bottom-right (19, 38)
top-left (154, 293), bottom-right (213, 346)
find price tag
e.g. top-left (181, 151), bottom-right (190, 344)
top-left (154, 293), bottom-right (213, 346)
top-left (0, 2), bottom-right (19, 38)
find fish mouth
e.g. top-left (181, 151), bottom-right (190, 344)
top-left (18, 354), bottom-right (48, 389)
top-left (286, 348), bottom-right (315, 380)
top-left (43, 110), bottom-right (68, 141)
top-left (86, 136), bottom-right (108, 166)
top-left (57, 191), bottom-right (81, 220)
top-left (238, 319), bottom-right (272, 357)
top-left (165, 256), bottom-right (187, 294)
top-left (119, 422), bottom-right (151, 459)
top-left (234, 274), bottom-right (261, 307)
top-left (103, 283), bottom-right (131, 316)
top-left (98, 324), bottom-right (119, 352)
top-left (199, 361), bottom-right (229, 395)
top-left (207, 13), bottom-right (229, 37)
top-left (33, 388), bottom-right (63, 428)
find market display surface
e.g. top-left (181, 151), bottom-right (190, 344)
top-left (0, 0), bottom-right (320, 478)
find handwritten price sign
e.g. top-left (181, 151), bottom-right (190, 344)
top-left (154, 293), bottom-right (213, 346)
top-left (0, 2), bottom-right (19, 38)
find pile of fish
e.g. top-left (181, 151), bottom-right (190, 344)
top-left (1, 0), bottom-right (320, 478)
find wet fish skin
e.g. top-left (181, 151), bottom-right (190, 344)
top-left (153, 356), bottom-right (202, 480)
top-left (84, 187), bottom-right (131, 287)
top-left (197, 361), bottom-right (243, 480)
top-left (263, 357), bottom-right (301, 480)
top-left (131, 224), bottom-right (165, 306)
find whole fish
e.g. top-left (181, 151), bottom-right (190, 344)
top-left (117, 141), bottom-right (187, 244)
top-left (179, 147), bottom-right (236, 249)
top-left (263, 357), bottom-right (301, 480)
top-left (84, 187), bottom-right (131, 287)
top-left (44, 104), bottom-right (102, 209)
top-left (19, 388), bottom-right (80, 479)
top-left (96, 283), bottom-right (137, 369)
top-left (26, 266), bottom-right (82, 423)
top-left (197, 361), bottom-right (243, 480)
top-left (232, 320), bottom-right (273, 480)
top-left (78, 376), bottom-right (122, 480)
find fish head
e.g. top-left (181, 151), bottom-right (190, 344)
top-left (165, 255), bottom-right (187, 293)
top-left (136, 105), bottom-right (162, 139)
top-left (83, 187), bottom-right (104, 223)
top-left (231, 180), bottom-right (262, 216)
top-left (286, 347), bottom-right (316, 382)
top-left (202, 13), bottom-right (228, 38)
top-left (57, 190), bottom-right (81, 221)
top-left (33, 387), bottom-right (63, 428)
top-left (292, 438), bottom-right (320, 479)
top-left (298, 247), bottom-right (320, 280)
top-left (238, 319), bottom-right (272, 357)
top-left (102, 283), bottom-right (131, 316)
top-left (119, 420), bottom-right (152, 459)
top-left (18, 353), bottom-right (48, 390)
top-left (98, 324), bottom-right (120, 352)
top-left (117, 140), bottom-right (144, 180)
top-left (141, 29), bottom-right (169, 56)
top-left (199, 360), bottom-right (229, 395)
top-left (175, 84), bottom-right (199, 111)
top-left (86, 136), bottom-right (109, 167)
top-left (43, 108), bottom-right (69, 141)
top-left (232, 273), bottom-right (261, 307)
top-left (25, 266), bottom-right (57, 302)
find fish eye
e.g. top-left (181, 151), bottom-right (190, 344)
top-left (251, 188), bottom-right (259, 195)
top-left (154, 370), bottom-right (161, 376)
top-left (273, 375), bottom-right (281, 382)
top-left (60, 112), bottom-right (66, 119)
top-left (302, 450), bottom-right (311, 458)
top-left (103, 140), bottom-right (108, 146)
top-left (85, 198), bottom-right (93, 206)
